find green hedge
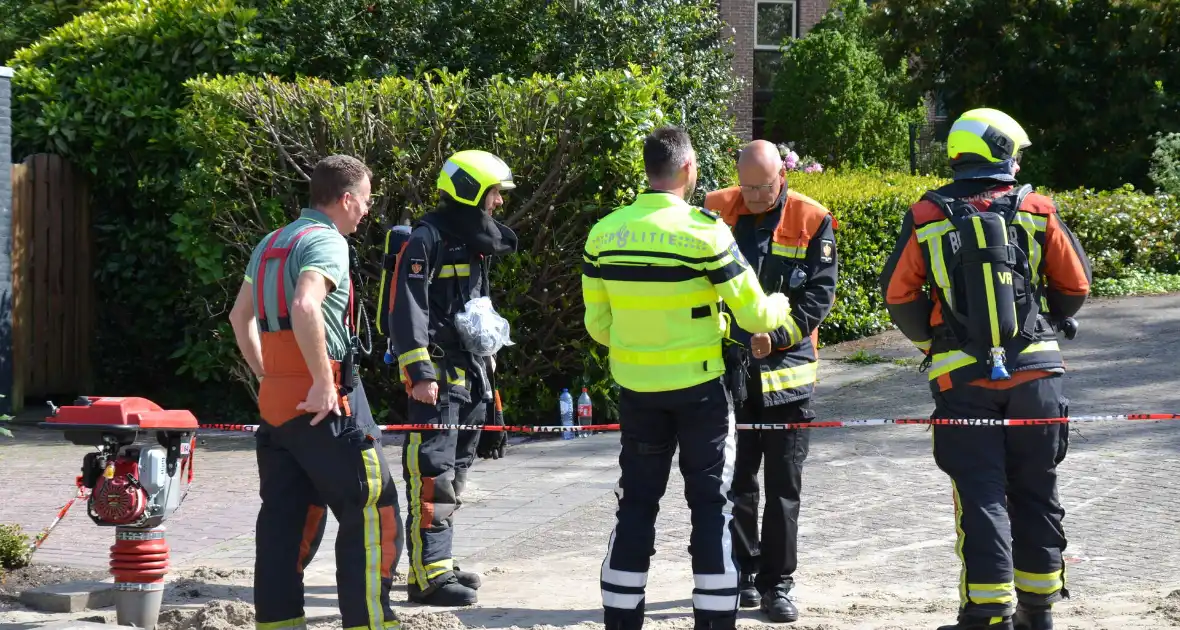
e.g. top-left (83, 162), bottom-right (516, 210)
top-left (176, 68), bottom-right (667, 424)
top-left (787, 171), bottom-right (947, 342)
top-left (1052, 185), bottom-right (1180, 278)
top-left (8, 0), bottom-right (268, 409)
top-left (786, 172), bottom-right (1180, 347)
top-left (6, 0), bottom-right (741, 421)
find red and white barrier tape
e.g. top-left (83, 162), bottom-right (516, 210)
top-left (198, 413), bottom-right (1180, 434)
top-left (28, 483), bottom-right (90, 556)
top-left (29, 413), bottom-right (1178, 553)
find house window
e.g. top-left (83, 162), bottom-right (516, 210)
top-left (753, 0), bottom-right (797, 140)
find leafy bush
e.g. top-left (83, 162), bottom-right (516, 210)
top-left (782, 171), bottom-right (1180, 346)
top-left (786, 170), bottom-right (948, 342)
top-left (765, 0), bottom-right (924, 172)
top-left (239, 0), bottom-right (741, 194)
top-left (0, 524), bottom-right (30, 571)
top-left (1092, 269), bottom-right (1180, 298)
top-left (176, 68), bottom-right (667, 423)
top-left (869, 0), bottom-right (1180, 191)
top-left (8, 0), bottom-right (267, 412)
top-left (0, 0), bottom-right (109, 64)
top-left (1052, 185), bottom-right (1180, 279)
top-left (1148, 132), bottom-right (1180, 196)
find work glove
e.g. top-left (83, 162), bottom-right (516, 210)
top-left (477, 389), bottom-right (507, 459)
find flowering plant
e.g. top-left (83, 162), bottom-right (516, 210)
top-left (778, 143), bottom-right (824, 173)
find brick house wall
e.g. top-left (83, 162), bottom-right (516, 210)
top-left (0, 66), bottom-right (13, 413)
top-left (798, 0), bottom-right (832, 32)
top-left (718, 0), bottom-right (830, 141)
top-left (717, 0), bottom-right (943, 144)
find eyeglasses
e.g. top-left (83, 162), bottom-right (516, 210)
top-left (740, 183), bottom-right (777, 194)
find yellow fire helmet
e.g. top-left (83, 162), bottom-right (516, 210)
top-left (946, 108), bottom-right (1031, 179)
top-left (436, 150), bottom-right (516, 207)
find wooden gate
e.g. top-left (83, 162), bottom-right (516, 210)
top-left (11, 153), bottom-right (94, 406)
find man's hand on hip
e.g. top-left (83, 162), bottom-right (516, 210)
top-left (411, 380), bottom-right (439, 405)
top-left (298, 379), bottom-right (340, 425)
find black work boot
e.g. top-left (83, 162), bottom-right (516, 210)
top-left (693, 611), bottom-right (736, 630)
top-left (760, 587), bottom-right (799, 623)
top-left (738, 574), bottom-right (760, 608)
top-left (936, 615), bottom-right (1014, 630)
top-left (1013, 604), bottom-right (1053, 630)
top-left (452, 562), bottom-right (482, 590)
top-left (604, 607), bottom-right (644, 630)
top-left (407, 575), bottom-right (478, 606)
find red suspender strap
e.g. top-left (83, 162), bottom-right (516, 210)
top-left (255, 229), bottom-right (285, 329)
top-left (346, 280), bottom-right (356, 334)
top-left (256, 223), bottom-right (329, 332)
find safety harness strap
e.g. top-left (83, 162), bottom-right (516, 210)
top-left (257, 224), bottom-right (340, 333)
top-left (961, 245), bottom-right (1016, 266)
top-left (921, 184), bottom-right (1043, 351)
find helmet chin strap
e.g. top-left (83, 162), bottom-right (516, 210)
top-left (952, 157), bottom-right (1019, 182)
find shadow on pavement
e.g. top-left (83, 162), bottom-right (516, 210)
top-left (448, 598), bottom-right (694, 629)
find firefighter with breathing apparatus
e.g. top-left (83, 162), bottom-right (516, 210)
top-left (879, 108), bottom-right (1092, 630)
top-left (380, 149), bottom-right (519, 606)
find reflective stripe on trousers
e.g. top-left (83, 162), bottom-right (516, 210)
top-left (402, 396), bottom-right (486, 591)
top-left (600, 379), bottom-right (740, 617)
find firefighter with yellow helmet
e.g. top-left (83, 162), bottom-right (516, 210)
top-left (879, 109), bottom-right (1092, 630)
top-left (389, 149), bottom-right (520, 606)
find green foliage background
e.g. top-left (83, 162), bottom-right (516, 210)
top-left (5, 0), bottom-right (1180, 425)
top-left (5, 0), bottom-right (740, 421)
top-left (177, 68), bottom-right (667, 423)
top-left (867, 0), bottom-right (1180, 192)
top-left (766, 0), bottom-right (924, 172)
top-left (1149, 132), bottom-right (1180, 196)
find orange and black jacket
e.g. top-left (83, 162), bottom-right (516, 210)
top-left (390, 215), bottom-right (490, 404)
top-left (704, 185), bottom-right (838, 406)
top-left (878, 179), bottom-right (1092, 392)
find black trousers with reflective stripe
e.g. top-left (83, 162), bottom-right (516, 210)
top-left (254, 380), bottom-right (402, 630)
top-left (401, 395), bottom-right (484, 593)
top-left (601, 377), bottom-right (739, 630)
top-left (731, 393), bottom-right (813, 594)
top-left (932, 374), bottom-right (1070, 620)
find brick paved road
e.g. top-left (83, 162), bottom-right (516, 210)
top-left (0, 429), bottom-right (621, 574)
top-left (1, 295), bottom-right (1178, 626)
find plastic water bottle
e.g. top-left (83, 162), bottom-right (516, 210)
top-left (560, 389), bottom-right (575, 440)
top-left (577, 388), bottom-right (593, 437)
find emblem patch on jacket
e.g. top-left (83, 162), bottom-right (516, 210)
top-left (728, 241), bottom-right (750, 268)
top-left (819, 239), bottom-right (835, 264)
top-left (407, 258), bottom-right (426, 280)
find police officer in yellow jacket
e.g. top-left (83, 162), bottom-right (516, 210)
top-left (703, 140), bottom-right (838, 624)
top-left (582, 126), bottom-right (793, 630)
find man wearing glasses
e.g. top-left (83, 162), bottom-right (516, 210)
top-left (703, 140), bottom-right (839, 624)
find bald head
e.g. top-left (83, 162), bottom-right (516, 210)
top-left (738, 140), bottom-right (782, 171)
top-left (736, 140), bottom-right (786, 213)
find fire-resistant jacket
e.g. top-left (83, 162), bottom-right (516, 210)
top-left (581, 190), bottom-right (793, 393)
top-left (704, 185), bottom-right (838, 406)
top-left (878, 179), bottom-right (1092, 393)
top-left (390, 216), bottom-right (491, 404)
